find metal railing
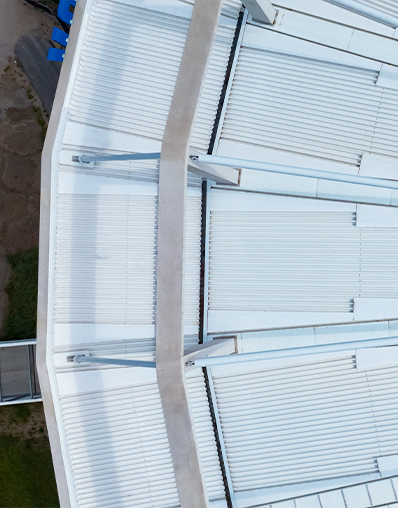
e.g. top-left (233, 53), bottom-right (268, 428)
top-left (0, 339), bottom-right (41, 405)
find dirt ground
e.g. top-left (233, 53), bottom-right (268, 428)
top-left (0, 0), bottom-right (55, 337)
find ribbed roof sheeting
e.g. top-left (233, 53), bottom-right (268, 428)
top-left (186, 372), bottom-right (227, 502)
top-left (185, 196), bottom-right (202, 326)
top-left (208, 208), bottom-right (398, 313)
top-left (55, 194), bottom-right (201, 327)
top-left (220, 48), bottom-right (398, 165)
top-left (60, 384), bottom-right (180, 508)
top-left (357, 228), bottom-right (398, 298)
top-left (69, 0), bottom-right (236, 151)
top-left (55, 194), bottom-right (158, 324)
top-left (211, 357), bottom-right (398, 492)
top-left (69, 1), bottom-right (187, 139)
top-left (261, 477), bottom-right (398, 507)
top-left (357, 0), bottom-right (398, 17)
top-left (209, 211), bottom-right (357, 313)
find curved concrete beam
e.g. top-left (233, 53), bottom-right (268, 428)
top-left (37, 1), bottom-right (87, 507)
top-left (156, 0), bottom-right (224, 506)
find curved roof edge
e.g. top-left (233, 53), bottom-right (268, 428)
top-left (37, 1), bottom-right (88, 506)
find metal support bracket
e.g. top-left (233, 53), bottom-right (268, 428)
top-left (72, 152), bottom-right (161, 164)
top-left (244, 0), bottom-right (277, 24)
top-left (189, 156), bottom-right (240, 185)
top-left (184, 337), bottom-right (237, 371)
top-left (68, 353), bottom-right (156, 368)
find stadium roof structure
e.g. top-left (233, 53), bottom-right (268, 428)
top-left (37, 0), bottom-right (398, 507)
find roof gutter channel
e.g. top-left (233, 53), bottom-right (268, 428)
top-left (156, 0), bottom-right (224, 506)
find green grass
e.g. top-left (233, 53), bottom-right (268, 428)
top-left (0, 405), bottom-right (59, 508)
top-left (2, 249), bottom-right (38, 341)
top-left (0, 436), bottom-right (59, 508)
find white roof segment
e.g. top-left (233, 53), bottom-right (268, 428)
top-left (58, 370), bottom-right (225, 508)
top-left (211, 355), bottom-right (398, 500)
top-left (38, 0), bottom-right (398, 507)
top-left (40, 0), bottom-right (239, 505)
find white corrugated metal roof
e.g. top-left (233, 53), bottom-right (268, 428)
top-left (205, 2), bottom-right (398, 505)
top-left (211, 355), bottom-right (398, 494)
top-left (40, 0), bottom-right (398, 506)
top-left (40, 0), bottom-right (242, 505)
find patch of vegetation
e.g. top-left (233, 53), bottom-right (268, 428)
top-left (11, 404), bottom-right (32, 424)
top-left (0, 405), bottom-right (59, 507)
top-left (2, 249), bottom-right (38, 341)
top-left (26, 88), bottom-right (33, 100)
top-left (3, 65), bottom-right (10, 72)
top-left (0, 434), bottom-right (59, 507)
top-left (32, 105), bottom-right (47, 142)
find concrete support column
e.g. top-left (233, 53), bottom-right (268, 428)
top-left (156, 0), bottom-right (224, 506)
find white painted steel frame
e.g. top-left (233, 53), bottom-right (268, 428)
top-left (196, 154), bottom-right (398, 191)
top-left (0, 342), bottom-right (41, 405)
top-left (327, 0), bottom-right (398, 27)
top-left (190, 336), bottom-right (398, 367)
top-left (0, 339), bottom-right (37, 347)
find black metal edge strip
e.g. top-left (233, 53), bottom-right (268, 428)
top-left (198, 178), bottom-right (208, 345)
top-left (203, 367), bottom-right (234, 508)
top-left (199, 11), bottom-right (245, 345)
top-left (207, 10), bottom-right (244, 155)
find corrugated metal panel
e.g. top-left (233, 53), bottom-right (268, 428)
top-left (357, 228), bottom-right (398, 298)
top-left (357, 0), bottom-right (398, 17)
top-left (211, 357), bottom-right (398, 492)
top-left (208, 202), bottom-right (398, 314)
top-left (186, 372), bottom-right (227, 502)
top-left (55, 194), bottom-right (158, 324)
top-left (60, 378), bottom-right (225, 507)
top-left (220, 47), bottom-right (398, 165)
top-left (60, 384), bottom-right (181, 508)
top-left (209, 211), bottom-right (359, 313)
top-left (68, 2), bottom-right (187, 139)
top-left (55, 194), bottom-right (201, 327)
top-left (68, 0), bottom-right (236, 152)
